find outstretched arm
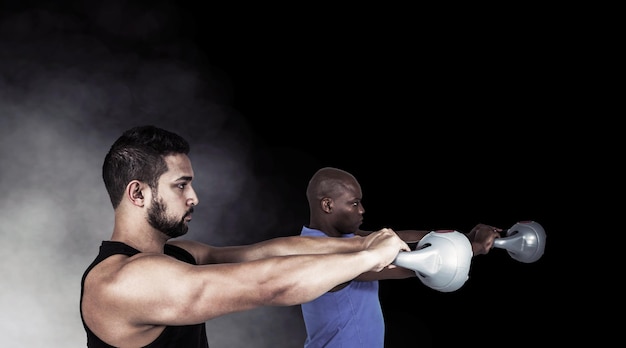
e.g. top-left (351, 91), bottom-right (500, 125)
top-left (170, 234), bottom-right (390, 265)
top-left (357, 224), bottom-right (502, 256)
top-left (117, 230), bottom-right (407, 317)
top-left (83, 229), bottom-right (409, 346)
top-left (351, 224), bottom-right (502, 281)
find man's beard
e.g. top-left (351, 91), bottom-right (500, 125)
top-left (147, 197), bottom-right (191, 238)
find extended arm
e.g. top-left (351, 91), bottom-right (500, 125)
top-left (170, 234), bottom-right (385, 265)
top-left (82, 229), bottom-right (408, 346)
top-left (351, 224), bottom-right (502, 281)
top-left (84, 228), bottom-right (409, 331)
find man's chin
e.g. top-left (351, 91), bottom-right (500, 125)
top-left (163, 228), bottom-right (188, 239)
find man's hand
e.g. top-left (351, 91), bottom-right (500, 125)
top-left (466, 223), bottom-right (502, 255)
top-left (363, 228), bottom-right (410, 272)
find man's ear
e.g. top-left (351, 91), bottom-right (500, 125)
top-left (321, 198), bottom-right (332, 213)
top-left (127, 181), bottom-right (146, 207)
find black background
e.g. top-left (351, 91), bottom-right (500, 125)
top-left (185, 4), bottom-right (568, 346)
top-left (1, 1), bottom-right (576, 346)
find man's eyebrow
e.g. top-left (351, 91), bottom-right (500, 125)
top-left (175, 176), bottom-right (193, 182)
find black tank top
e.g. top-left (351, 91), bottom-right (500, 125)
top-left (80, 241), bottom-right (209, 348)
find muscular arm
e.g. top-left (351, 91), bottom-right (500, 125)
top-left (83, 229), bottom-right (409, 345)
top-left (114, 250), bottom-right (386, 323)
top-left (169, 235), bottom-right (379, 265)
top-left (358, 225), bottom-right (503, 256)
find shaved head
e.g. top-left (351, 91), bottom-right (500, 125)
top-left (306, 167), bottom-right (359, 204)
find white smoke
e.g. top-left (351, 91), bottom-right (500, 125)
top-left (0, 3), bottom-right (306, 347)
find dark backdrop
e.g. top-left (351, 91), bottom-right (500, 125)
top-left (0, 1), bottom-right (572, 347)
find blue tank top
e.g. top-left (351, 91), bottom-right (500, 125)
top-left (300, 227), bottom-right (384, 348)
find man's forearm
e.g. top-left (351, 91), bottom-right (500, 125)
top-left (211, 236), bottom-right (366, 263)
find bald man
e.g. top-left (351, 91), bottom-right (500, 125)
top-left (299, 167), bottom-right (502, 348)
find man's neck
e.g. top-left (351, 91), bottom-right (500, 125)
top-left (111, 227), bottom-right (168, 253)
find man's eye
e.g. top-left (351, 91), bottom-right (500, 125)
top-left (177, 183), bottom-right (186, 189)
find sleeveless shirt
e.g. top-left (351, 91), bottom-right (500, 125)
top-left (299, 227), bottom-right (384, 348)
top-left (80, 241), bottom-right (209, 348)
